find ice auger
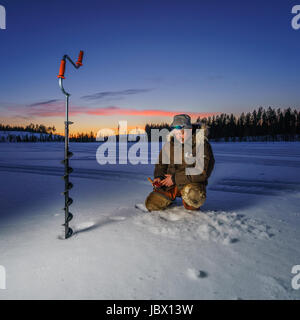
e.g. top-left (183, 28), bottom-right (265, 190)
top-left (57, 50), bottom-right (84, 239)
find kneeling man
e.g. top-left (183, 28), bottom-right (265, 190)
top-left (145, 114), bottom-right (215, 211)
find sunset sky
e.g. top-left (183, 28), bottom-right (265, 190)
top-left (0, 0), bottom-right (299, 134)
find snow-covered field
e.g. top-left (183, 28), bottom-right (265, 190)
top-left (0, 141), bottom-right (300, 299)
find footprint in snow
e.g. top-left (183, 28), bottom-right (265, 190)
top-left (109, 216), bottom-right (127, 221)
top-left (135, 204), bottom-right (187, 221)
top-left (187, 268), bottom-right (208, 280)
top-left (76, 221), bottom-right (96, 229)
top-left (135, 203), bottom-right (149, 212)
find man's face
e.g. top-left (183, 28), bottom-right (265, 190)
top-left (173, 128), bottom-right (192, 143)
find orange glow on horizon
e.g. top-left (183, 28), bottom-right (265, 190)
top-left (65, 125), bottom-right (147, 137)
top-left (1, 106), bottom-right (219, 136)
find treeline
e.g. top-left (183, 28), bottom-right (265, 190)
top-left (0, 131), bottom-right (98, 143)
top-left (145, 107), bottom-right (300, 142)
top-left (0, 133), bottom-right (63, 143)
top-left (2, 107), bottom-right (300, 143)
top-left (69, 133), bottom-right (145, 142)
top-left (144, 123), bottom-right (170, 141)
top-left (199, 107), bottom-right (300, 142)
top-left (69, 132), bottom-right (96, 142)
top-left (0, 123), bottom-right (98, 142)
top-left (0, 123), bottom-right (63, 142)
top-left (0, 123), bottom-right (56, 134)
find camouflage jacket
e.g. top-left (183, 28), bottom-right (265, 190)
top-left (154, 130), bottom-right (215, 190)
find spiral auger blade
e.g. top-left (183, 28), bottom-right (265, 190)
top-left (61, 182), bottom-right (74, 195)
top-left (62, 212), bottom-right (73, 225)
top-left (61, 144), bottom-right (74, 239)
top-left (60, 152), bottom-right (73, 164)
top-left (61, 129), bottom-right (74, 239)
top-left (63, 153), bottom-right (74, 239)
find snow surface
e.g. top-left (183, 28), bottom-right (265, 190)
top-left (0, 141), bottom-right (300, 299)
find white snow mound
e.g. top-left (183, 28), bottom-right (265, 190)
top-left (134, 206), bottom-right (275, 244)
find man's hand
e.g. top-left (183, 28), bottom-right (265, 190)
top-left (152, 177), bottom-right (161, 185)
top-left (161, 174), bottom-right (174, 187)
top-left (150, 177), bottom-right (162, 188)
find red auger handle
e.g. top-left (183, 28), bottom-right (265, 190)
top-left (147, 177), bottom-right (161, 188)
top-left (57, 59), bottom-right (66, 79)
top-left (76, 50), bottom-right (84, 67)
top-left (147, 177), bottom-right (154, 184)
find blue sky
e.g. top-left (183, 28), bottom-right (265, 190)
top-left (0, 0), bottom-right (299, 133)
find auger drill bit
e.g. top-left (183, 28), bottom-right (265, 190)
top-left (57, 50), bottom-right (84, 239)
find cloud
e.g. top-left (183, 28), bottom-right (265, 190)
top-left (14, 115), bottom-right (32, 120)
top-left (71, 106), bottom-right (217, 120)
top-left (4, 101), bottom-right (65, 118)
top-left (3, 102), bottom-right (218, 120)
top-left (82, 107), bottom-right (215, 119)
top-left (27, 99), bottom-right (61, 107)
top-left (81, 89), bottom-right (153, 101)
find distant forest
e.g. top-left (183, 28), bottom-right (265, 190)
top-left (0, 123), bottom-right (56, 134)
top-left (1, 107), bottom-right (300, 142)
top-left (69, 132), bottom-right (96, 142)
top-left (0, 123), bottom-right (97, 142)
top-left (0, 123), bottom-right (62, 142)
top-left (145, 107), bottom-right (300, 142)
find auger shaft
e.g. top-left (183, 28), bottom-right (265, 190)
top-left (57, 51), bottom-right (84, 239)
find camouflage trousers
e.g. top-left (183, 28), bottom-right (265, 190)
top-left (145, 183), bottom-right (206, 212)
